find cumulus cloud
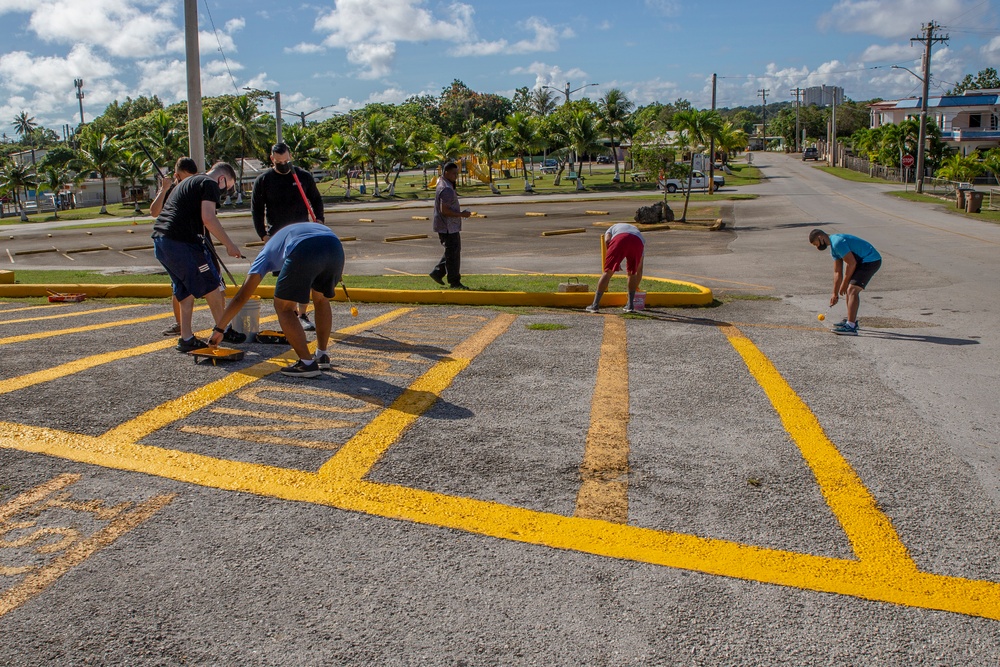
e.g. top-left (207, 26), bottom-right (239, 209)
top-left (286, 43), bottom-right (326, 55)
top-left (819, 0), bottom-right (978, 39)
top-left (645, 0), bottom-right (681, 16)
top-left (509, 62), bottom-right (589, 92)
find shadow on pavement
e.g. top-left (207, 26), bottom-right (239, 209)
top-left (859, 331), bottom-right (979, 346)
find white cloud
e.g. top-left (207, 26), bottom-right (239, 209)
top-left (819, 0), bottom-right (978, 39)
top-left (347, 42), bottom-right (396, 79)
top-left (0, 45), bottom-right (116, 93)
top-left (645, 0), bottom-right (681, 17)
top-left (981, 36), bottom-right (1000, 63)
top-left (509, 62), bottom-right (589, 92)
top-left (454, 17), bottom-right (566, 57)
top-left (366, 87), bottom-right (409, 104)
top-left (859, 43), bottom-right (917, 63)
top-left (286, 43), bottom-right (326, 55)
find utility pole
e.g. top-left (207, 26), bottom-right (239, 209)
top-left (183, 0), bottom-right (205, 170)
top-left (74, 79), bottom-right (85, 125)
top-left (911, 21), bottom-right (948, 193)
top-left (758, 88), bottom-right (769, 150)
top-left (542, 81), bottom-right (599, 104)
top-left (275, 91), bottom-right (283, 145)
top-left (710, 73), bottom-right (717, 194)
top-left (790, 87), bottom-right (803, 152)
top-left (831, 88), bottom-right (839, 167)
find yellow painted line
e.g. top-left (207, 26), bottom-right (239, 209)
top-left (718, 323), bottom-right (916, 573)
top-left (0, 304), bottom-right (144, 326)
top-left (383, 268), bottom-right (423, 276)
top-left (317, 313), bottom-right (517, 481)
top-left (541, 228), bottom-right (586, 236)
top-left (664, 271), bottom-right (773, 289)
top-left (0, 307), bottom-right (207, 347)
top-left (384, 234), bottom-right (428, 242)
top-left (0, 473), bottom-right (79, 522)
top-left (411, 215), bottom-right (429, 220)
top-left (101, 309), bottom-right (412, 444)
top-left (0, 315), bottom-right (279, 397)
top-left (574, 316), bottom-right (629, 523)
top-left (525, 212), bottom-right (547, 217)
top-left (585, 210), bottom-right (610, 215)
top-left (0, 304), bottom-right (70, 315)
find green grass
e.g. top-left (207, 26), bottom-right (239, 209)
top-left (9, 270), bottom-right (701, 293)
top-left (0, 203), bottom-right (154, 225)
top-left (887, 190), bottom-right (1000, 223)
top-left (815, 166), bottom-right (898, 184)
top-left (526, 323), bottom-right (570, 330)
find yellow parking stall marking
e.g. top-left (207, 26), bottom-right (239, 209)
top-left (574, 316), bottom-right (630, 523)
top-left (317, 313), bottom-right (517, 481)
top-left (718, 323), bottom-right (917, 574)
top-left (0, 307), bottom-right (208, 347)
top-left (181, 408), bottom-right (361, 450)
top-left (0, 304), bottom-right (70, 315)
top-left (101, 309), bottom-right (412, 445)
top-left (0, 304), bottom-right (144, 326)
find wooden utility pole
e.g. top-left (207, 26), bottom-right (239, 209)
top-left (710, 73), bottom-right (717, 194)
top-left (790, 87), bottom-right (803, 152)
top-left (758, 88), bottom-right (769, 150)
top-left (911, 21), bottom-right (948, 193)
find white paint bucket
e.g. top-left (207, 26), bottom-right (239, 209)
top-left (633, 292), bottom-right (646, 311)
top-left (232, 295), bottom-right (260, 335)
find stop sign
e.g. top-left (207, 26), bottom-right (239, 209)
top-left (902, 154), bottom-right (915, 167)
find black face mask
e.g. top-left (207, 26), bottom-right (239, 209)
top-left (817, 241), bottom-right (828, 251)
top-left (274, 161), bottom-right (292, 174)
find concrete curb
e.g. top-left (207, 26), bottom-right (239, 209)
top-left (0, 275), bottom-right (713, 308)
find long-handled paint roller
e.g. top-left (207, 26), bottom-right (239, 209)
top-left (341, 282), bottom-right (358, 317)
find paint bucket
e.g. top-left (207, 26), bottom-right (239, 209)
top-left (633, 292), bottom-right (646, 311)
top-left (232, 295), bottom-right (260, 336)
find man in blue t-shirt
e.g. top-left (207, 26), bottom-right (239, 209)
top-left (808, 229), bottom-right (882, 336)
top-left (208, 222), bottom-right (345, 378)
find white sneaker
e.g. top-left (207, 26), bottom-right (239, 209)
top-left (622, 305), bottom-right (636, 314)
top-left (584, 305), bottom-right (600, 313)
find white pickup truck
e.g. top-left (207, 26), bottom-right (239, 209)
top-left (657, 170), bottom-right (725, 193)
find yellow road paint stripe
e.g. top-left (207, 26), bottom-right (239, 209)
top-left (101, 309), bottom-right (412, 444)
top-left (0, 304), bottom-right (145, 326)
top-left (0, 488), bottom-right (174, 619)
top-left (664, 271), bottom-right (773, 289)
top-left (317, 313), bottom-right (516, 481)
top-left (0, 307), bottom-right (207, 346)
top-left (0, 304), bottom-right (70, 315)
top-left (0, 473), bottom-right (79, 522)
top-left (0, 314), bottom-right (278, 397)
top-left (1, 419), bottom-right (997, 620)
top-left (718, 324), bottom-right (916, 573)
top-left (575, 316), bottom-right (630, 523)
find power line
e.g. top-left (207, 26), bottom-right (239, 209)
top-left (201, 0), bottom-right (241, 95)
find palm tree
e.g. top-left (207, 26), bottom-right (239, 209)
top-left (565, 110), bottom-right (603, 190)
top-left (326, 133), bottom-right (360, 198)
top-left (506, 112), bottom-right (540, 191)
top-left (38, 164), bottom-right (76, 219)
top-left (983, 147), bottom-right (1000, 186)
top-left (0, 160), bottom-right (36, 210)
top-left (715, 122), bottom-right (748, 165)
top-left (227, 95), bottom-right (270, 185)
top-left (355, 114), bottom-right (392, 196)
top-left (117, 150), bottom-right (153, 211)
top-left (282, 124), bottom-right (320, 171)
top-left (429, 133), bottom-right (468, 171)
top-left (12, 111), bottom-right (39, 208)
top-left (530, 88), bottom-right (557, 117)
top-left (141, 109), bottom-right (186, 169)
top-left (471, 123), bottom-right (510, 193)
top-left (671, 109), bottom-right (723, 221)
top-left (936, 152), bottom-right (984, 183)
top-left (76, 132), bottom-right (121, 214)
top-left (385, 130), bottom-right (418, 196)
top-left (597, 89), bottom-right (634, 183)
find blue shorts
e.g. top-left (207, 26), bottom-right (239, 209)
top-left (274, 235), bottom-right (345, 303)
top-left (153, 236), bottom-right (223, 301)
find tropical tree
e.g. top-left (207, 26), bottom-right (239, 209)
top-left (671, 108), bottom-right (722, 220)
top-left (355, 113), bottom-right (392, 196)
top-left (326, 133), bottom-right (360, 198)
top-left (227, 95), bottom-right (271, 185)
top-left (0, 160), bottom-right (36, 210)
top-left (505, 112), bottom-right (541, 191)
top-left (715, 121), bottom-right (748, 165)
top-left (471, 122), bottom-right (510, 192)
top-left (530, 87), bottom-right (558, 117)
top-left (983, 147), bottom-right (1000, 186)
top-left (565, 110), bottom-right (603, 190)
top-left (139, 109), bottom-right (186, 169)
top-left (385, 130), bottom-right (419, 196)
top-left (75, 132), bottom-right (122, 213)
top-left (38, 164), bottom-right (77, 219)
top-left (12, 111), bottom-right (39, 206)
top-left (117, 150), bottom-right (153, 210)
top-left (936, 152), bottom-right (984, 183)
top-left (281, 124), bottom-right (321, 171)
top-left (597, 88), bottom-right (634, 182)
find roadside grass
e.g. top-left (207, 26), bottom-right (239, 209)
top-left (887, 191), bottom-right (1000, 224)
top-left (1, 203), bottom-right (151, 225)
top-left (8, 270), bottom-right (701, 293)
top-left (814, 166), bottom-right (899, 184)
top-left (526, 323), bottom-right (570, 331)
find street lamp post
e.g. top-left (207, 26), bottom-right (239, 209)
top-left (541, 81), bottom-right (599, 104)
top-left (282, 104), bottom-right (339, 128)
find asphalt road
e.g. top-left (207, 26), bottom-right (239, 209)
top-left (1, 153), bottom-right (999, 665)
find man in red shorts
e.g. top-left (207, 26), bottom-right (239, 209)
top-left (586, 222), bottom-right (645, 313)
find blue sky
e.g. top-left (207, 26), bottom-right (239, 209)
top-left (1, 0), bottom-right (999, 132)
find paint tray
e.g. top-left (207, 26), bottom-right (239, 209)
top-left (47, 292), bottom-right (86, 303)
top-left (255, 329), bottom-right (287, 344)
top-left (189, 347), bottom-right (245, 365)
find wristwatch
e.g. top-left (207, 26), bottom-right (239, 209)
top-left (212, 326), bottom-right (226, 334)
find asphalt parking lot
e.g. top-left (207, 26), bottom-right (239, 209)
top-left (2, 154), bottom-right (1000, 665)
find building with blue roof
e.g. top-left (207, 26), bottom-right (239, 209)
top-left (870, 89), bottom-right (1000, 154)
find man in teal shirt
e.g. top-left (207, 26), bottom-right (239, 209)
top-left (809, 229), bottom-right (882, 336)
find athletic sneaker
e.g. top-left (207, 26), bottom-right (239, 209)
top-left (834, 318), bottom-right (859, 329)
top-left (300, 314), bottom-right (316, 332)
top-left (584, 305), bottom-right (600, 313)
top-left (429, 272), bottom-right (445, 286)
top-left (280, 360), bottom-right (322, 378)
top-left (176, 336), bottom-right (208, 352)
top-left (222, 326), bottom-right (247, 344)
top-left (832, 322), bottom-right (859, 336)
top-left (449, 283), bottom-right (470, 290)
top-left (315, 352), bottom-right (331, 370)
top-left (162, 323), bottom-right (181, 336)
top-left (622, 305), bottom-right (636, 314)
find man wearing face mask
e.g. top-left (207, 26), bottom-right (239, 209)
top-left (808, 229), bottom-right (882, 336)
top-left (251, 142), bottom-right (326, 331)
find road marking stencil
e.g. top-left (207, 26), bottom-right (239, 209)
top-left (0, 310), bottom-right (997, 620)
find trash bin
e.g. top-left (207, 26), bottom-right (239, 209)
top-left (966, 190), bottom-right (984, 213)
top-left (957, 187), bottom-right (971, 209)
top-left (359, 184), bottom-right (366, 195)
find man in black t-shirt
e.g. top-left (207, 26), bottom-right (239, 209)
top-left (152, 161), bottom-right (243, 352)
top-left (251, 142), bottom-right (325, 330)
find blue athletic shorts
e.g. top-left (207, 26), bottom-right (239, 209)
top-left (153, 236), bottom-right (223, 301)
top-left (274, 235), bottom-right (345, 303)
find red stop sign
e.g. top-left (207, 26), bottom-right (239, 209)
top-left (902, 154), bottom-right (915, 167)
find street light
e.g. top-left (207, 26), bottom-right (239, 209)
top-left (282, 104), bottom-right (340, 128)
top-left (891, 65), bottom-right (929, 192)
top-left (541, 81), bottom-right (600, 104)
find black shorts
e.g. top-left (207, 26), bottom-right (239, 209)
top-left (274, 235), bottom-right (345, 303)
top-left (850, 259), bottom-right (881, 289)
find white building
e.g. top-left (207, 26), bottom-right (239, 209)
top-left (870, 90), bottom-right (1000, 154)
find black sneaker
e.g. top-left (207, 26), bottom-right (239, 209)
top-left (222, 326), bottom-right (247, 344)
top-left (300, 314), bottom-right (316, 331)
top-left (280, 359), bottom-right (321, 377)
top-left (177, 336), bottom-right (207, 352)
top-left (315, 352), bottom-right (331, 370)
top-left (162, 323), bottom-right (181, 336)
top-left (429, 272), bottom-right (445, 286)
top-left (449, 283), bottom-right (470, 290)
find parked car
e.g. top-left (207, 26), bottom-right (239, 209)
top-left (803, 147), bottom-right (819, 161)
top-left (596, 155), bottom-right (612, 164)
top-left (657, 170), bottom-right (724, 193)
